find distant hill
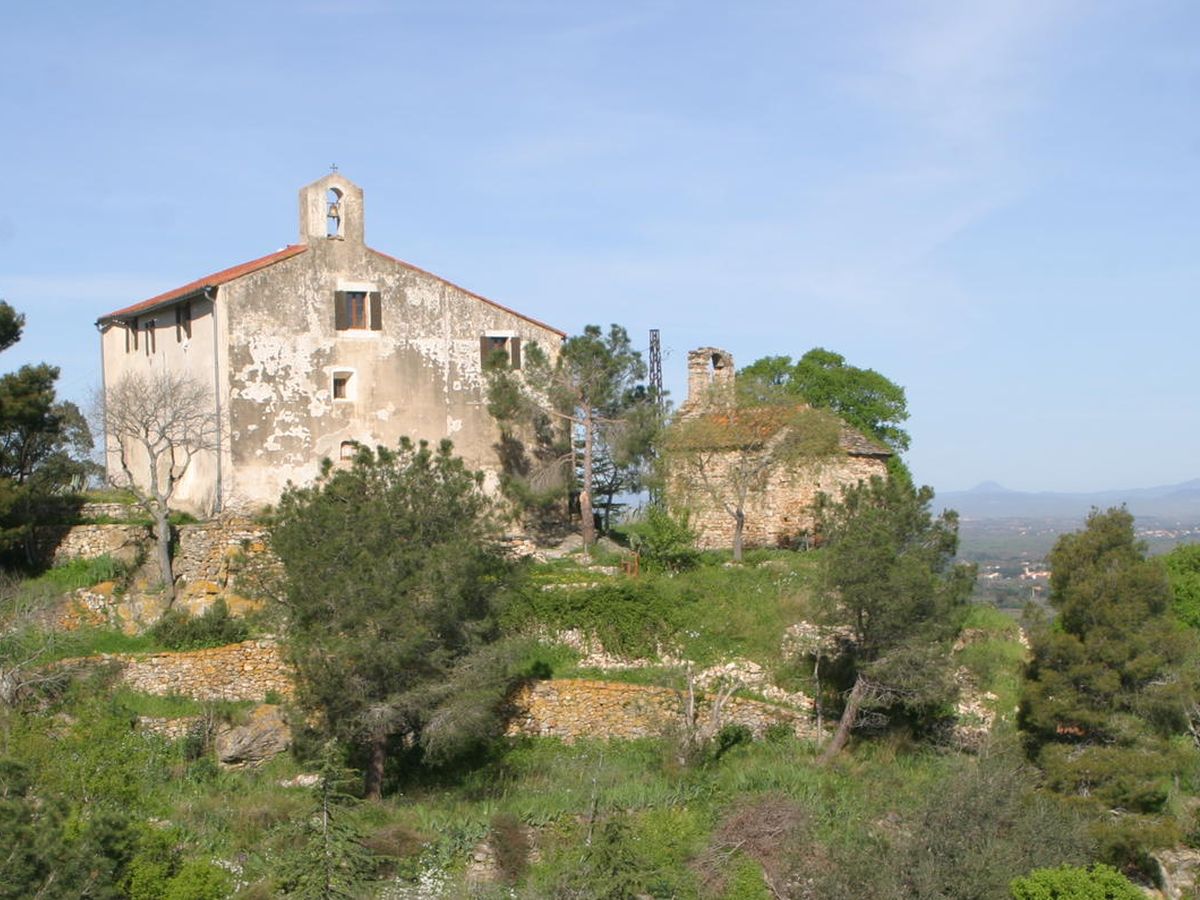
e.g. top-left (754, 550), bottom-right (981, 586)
top-left (937, 479), bottom-right (1200, 522)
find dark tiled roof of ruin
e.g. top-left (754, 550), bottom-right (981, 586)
top-left (836, 424), bottom-right (891, 456)
top-left (671, 403), bottom-right (891, 457)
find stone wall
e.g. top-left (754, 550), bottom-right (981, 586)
top-left (112, 639), bottom-right (293, 702)
top-left (669, 450), bottom-right (887, 550)
top-left (41, 524), bottom-right (149, 567)
top-left (44, 519), bottom-right (273, 582)
top-left (505, 678), bottom-right (820, 743)
top-left (172, 521), bottom-right (274, 592)
top-left (80, 502), bottom-right (140, 521)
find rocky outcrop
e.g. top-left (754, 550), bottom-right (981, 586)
top-left (215, 704), bottom-right (292, 766)
top-left (1154, 848), bottom-right (1200, 900)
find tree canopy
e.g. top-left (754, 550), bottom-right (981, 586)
top-left (487, 324), bottom-right (652, 544)
top-left (740, 347), bottom-right (910, 452)
top-left (271, 439), bottom-right (520, 799)
top-left (1164, 542), bottom-right (1200, 629)
top-left (0, 299), bottom-right (94, 562)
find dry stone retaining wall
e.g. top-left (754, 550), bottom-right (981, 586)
top-left (113, 639), bottom-right (293, 702)
top-left (172, 522), bottom-right (273, 590)
top-left (42, 524), bottom-right (149, 567)
top-left (505, 678), bottom-right (820, 742)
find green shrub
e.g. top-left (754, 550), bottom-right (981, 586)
top-left (504, 579), bottom-right (680, 658)
top-left (1165, 543), bottom-right (1200, 629)
top-left (162, 859), bottom-right (231, 900)
top-left (1010, 863), bottom-right (1142, 899)
top-left (149, 598), bottom-right (249, 651)
top-left (33, 554), bottom-right (128, 591)
top-left (625, 507), bottom-right (701, 573)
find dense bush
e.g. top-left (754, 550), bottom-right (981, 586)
top-left (625, 506), bottom-right (701, 573)
top-left (1009, 864), bottom-right (1142, 899)
top-left (504, 578), bottom-right (681, 658)
top-left (149, 597), bottom-right (249, 651)
top-left (1165, 543), bottom-right (1200, 629)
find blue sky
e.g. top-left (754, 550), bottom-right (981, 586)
top-left (2, 0), bottom-right (1196, 493)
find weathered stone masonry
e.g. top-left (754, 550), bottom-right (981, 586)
top-left (105, 639), bottom-right (293, 702)
top-left (506, 678), bottom-right (820, 742)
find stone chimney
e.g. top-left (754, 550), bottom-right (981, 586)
top-left (681, 347), bottom-right (735, 415)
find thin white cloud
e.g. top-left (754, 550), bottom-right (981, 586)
top-left (849, 0), bottom-right (1083, 147)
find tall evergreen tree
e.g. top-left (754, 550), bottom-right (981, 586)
top-left (814, 476), bottom-right (974, 762)
top-left (1020, 508), bottom-right (1200, 862)
top-left (271, 439), bottom-right (519, 799)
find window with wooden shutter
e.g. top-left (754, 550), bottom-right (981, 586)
top-left (174, 303), bottom-right (192, 342)
top-left (510, 336), bottom-right (521, 369)
top-left (334, 291), bottom-right (348, 330)
top-left (336, 291), bottom-right (368, 330)
top-left (369, 291), bottom-right (382, 331)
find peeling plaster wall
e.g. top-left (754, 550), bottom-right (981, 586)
top-left (221, 241), bottom-right (561, 507)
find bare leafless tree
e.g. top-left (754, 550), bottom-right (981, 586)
top-left (98, 371), bottom-right (219, 603)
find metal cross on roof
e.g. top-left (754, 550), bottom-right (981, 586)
top-left (330, 163), bottom-right (339, 173)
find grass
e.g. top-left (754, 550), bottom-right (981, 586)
top-left (107, 688), bottom-right (255, 720)
top-left (20, 554), bottom-right (129, 595)
top-left (957, 603), bottom-right (1029, 718)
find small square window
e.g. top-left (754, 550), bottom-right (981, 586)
top-left (332, 371), bottom-right (352, 400)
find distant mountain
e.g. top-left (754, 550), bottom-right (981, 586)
top-left (937, 479), bottom-right (1200, 522)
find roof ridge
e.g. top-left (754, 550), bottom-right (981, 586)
top-left (98, 244), bottom-right (309, 322)
top-left (366, 246), bottom-right (566, 338)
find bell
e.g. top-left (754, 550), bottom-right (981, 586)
top-left (327, 202), bottom-right (340, 219)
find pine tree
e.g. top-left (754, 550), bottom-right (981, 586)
top-left (1020, 508), bottom-right (1200, 862)
top-left (277, 743), bottom-right (375, 899)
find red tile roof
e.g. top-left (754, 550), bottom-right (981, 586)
top-left (367, 247), bottom-right (567, 338)
top-left (98, 245), bottom-right (309, 321)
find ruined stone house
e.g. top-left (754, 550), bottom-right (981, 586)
top-left (97, 173), bottom-right (564, 513)
top-left (666, 348), bottom-right (890, 550)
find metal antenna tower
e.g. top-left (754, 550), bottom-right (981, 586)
top-left (648, 329), bottom-right (663, 406)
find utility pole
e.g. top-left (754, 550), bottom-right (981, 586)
top-left (648, 329), bottom-right (663, 409)
top-left (648, 329), bottom-right (664, 506)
